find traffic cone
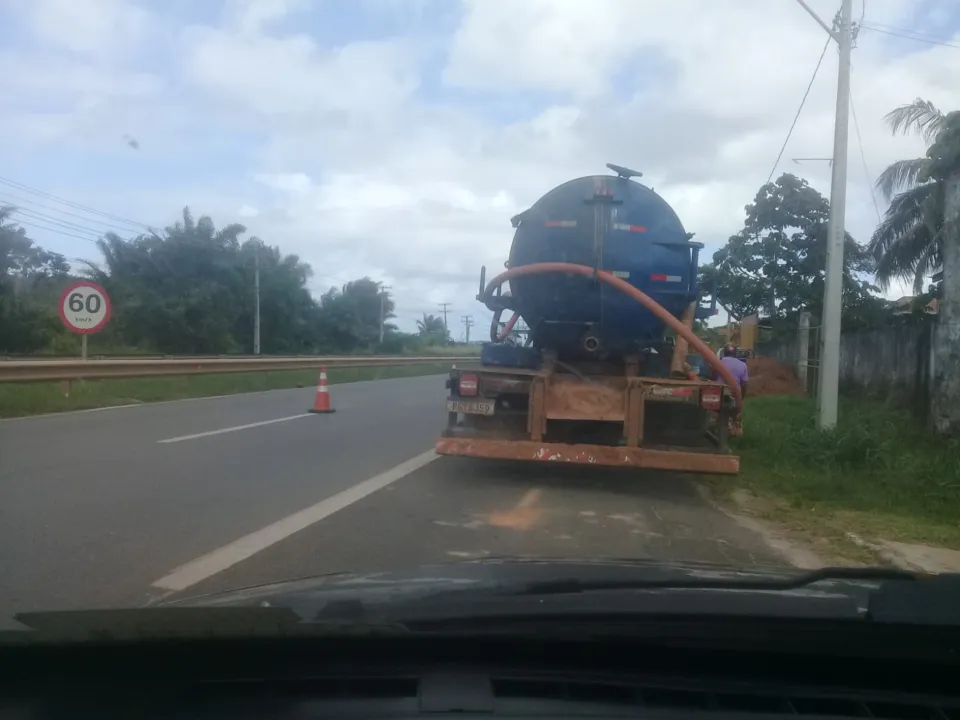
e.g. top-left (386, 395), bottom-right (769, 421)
top-left (308, 367), bottom-right (336, 414)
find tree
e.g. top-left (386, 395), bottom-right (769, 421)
top-left (85, 207), bottom-right (340, 354)
top-left (870, 98), bottom-right (948, 292)
top-left (315, 278), bottom-right (395, 351)
top-left (703, 174), bottom-right (884, 331)
top-left (0, 207), bottom-right (71, 353)
top-left (416, 313), bottom-right (449, 345)
top-left (86, 207), bottom-right (248, 353)
top-left (0, 205), bottom-right (413, 357)
top-left (232, 239), bottom-right (318, 354)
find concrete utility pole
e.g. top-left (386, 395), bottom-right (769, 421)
top-left (806, 0), bottom-right (852, 430)
top-left (462, 314), bottom-right (474, 344)
top-left (379, 284), bottom-right (392, 344)
top-left (797, 311), bottom-right (811, 391)
top-left (437, 302), bottom-right (451, 331)
top-left (253, 247), bottom-right (261, 355)
top-left (930, 139), bottom-right (960, 435)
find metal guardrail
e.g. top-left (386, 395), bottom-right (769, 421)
top-left (2, 352), bottom-right (480, 361)
top-left (0, 356), bottom-right (473, 383)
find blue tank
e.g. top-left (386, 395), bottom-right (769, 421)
top-left (503, 166), bottom-right (705, 357)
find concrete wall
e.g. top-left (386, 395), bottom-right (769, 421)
top-left (758, 321), bottom-right (938, 413)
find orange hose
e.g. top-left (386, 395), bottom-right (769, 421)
top-left (484, 262), bottom-right (742, 409)
top-left (496, 311), bottom-right (520, 341)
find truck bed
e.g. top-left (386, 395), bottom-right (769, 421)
top-left (436, 360), bottom-right (739, 475)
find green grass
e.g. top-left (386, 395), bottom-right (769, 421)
top-left (719, 395), bottom-right (960, 550)
top-left (0, 364), bottom-right (452, 418)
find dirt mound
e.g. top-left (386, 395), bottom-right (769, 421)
top-left (746, 356), bottom-right (805, 396)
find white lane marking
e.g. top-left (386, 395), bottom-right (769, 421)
top-left (0, 403), bottom-right (143, 423)
top-left (151, 449), bottom-right (440, 592)
top-left (157, 413), bottom-right (311, 444)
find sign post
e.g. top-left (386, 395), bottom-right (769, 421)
top-left (58, 281), bottom-right (112, 360)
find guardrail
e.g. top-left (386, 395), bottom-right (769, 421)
top-left (0, 356), bottom-right (473, 383)
top-left (2, 351), bottom-right (481, 361)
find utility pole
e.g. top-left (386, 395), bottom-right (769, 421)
top-left (817, 0), bottom-right (852, 430)
top-left (930, 132), bottom-right (960, 434)
top-left (437, 302), bottom-right (451, 330)
top-left (461, 314), bottom-right (474, 344)
top-left (253, 242), bottom-right (261, 355)
top-left (379, 284), bottom-right (392, 345)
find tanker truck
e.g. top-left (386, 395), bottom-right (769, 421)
top-left (436, 164), bottom-right (743, 475)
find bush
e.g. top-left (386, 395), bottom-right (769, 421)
top-left (731, 395), bottom-right (960, 540)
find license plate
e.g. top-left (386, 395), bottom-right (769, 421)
top-left (447, 399), bottom-right (495, 416)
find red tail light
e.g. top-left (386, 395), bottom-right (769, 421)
top-left (458, 373), bottom-right (479, 397)
top-left (701, 386), bottom-right (722, 410)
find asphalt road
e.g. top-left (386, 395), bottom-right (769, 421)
top-left (0, 373), bottom-right (783, 620)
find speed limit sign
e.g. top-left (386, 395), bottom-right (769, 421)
top-left (58, 281), bottom-right (111, 334)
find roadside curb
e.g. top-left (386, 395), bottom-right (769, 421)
top-left (844, 532), bottom-right (912, 569)
top-left (694, 484), bottom-right (826, 569)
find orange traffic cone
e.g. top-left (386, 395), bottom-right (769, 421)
top-left (308, 367), bottom-right (336, 414)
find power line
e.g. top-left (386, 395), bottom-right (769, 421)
top-left (7, 206), bottom-right (109, 239)
top-left (848, 80), bottom-right (883, 224)
top-left (0, 189), bottom-right (140, 235)
top-left (0, 175), bottom-right (152, 231)
top-left (859, 23), bottom-right (960, 50)
top-left (862, 19), bottom-right (957, 43)
top-left (13, 217), bottom-right (101, 244)
top-left (767, 34), bottom-right (833, 184)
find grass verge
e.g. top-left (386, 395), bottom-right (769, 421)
top-left (708, 395), bottom-right (960, 555)
top-left (0, 363), bottom-right (452, 418)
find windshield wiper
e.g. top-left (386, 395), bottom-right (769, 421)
top-left (499, 566), bottom-right (919, 597)
top-left (396, 568), bottom-right (960, 627)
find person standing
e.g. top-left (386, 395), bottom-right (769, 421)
top-left (718, 344), bottom-right (749, 398)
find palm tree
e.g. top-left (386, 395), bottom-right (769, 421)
top-left (870, 98), bottom-right (947, 292)
top-left (417, 313), bottom-right (448, 344)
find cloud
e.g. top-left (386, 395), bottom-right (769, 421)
top-left (3, 0), bottom-right (960, 333)
top-left (25, 0), bottom-right (150, 56)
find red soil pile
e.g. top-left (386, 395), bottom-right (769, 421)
top-left (746, 356), bottom-right (805, 396)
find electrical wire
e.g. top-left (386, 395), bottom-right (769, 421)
top-left (859, 23), bottom-right (960, 50)
top-left (848, 82), bottom-right (883, 224)
top-left (767, 34), bottom-right (833, 184)
top-left (0, 175), bottom-right (286, 274)
top-left (0, 174), bottom-right (152, 231)
top-left (13, 217), bottom-right (101, 244)
top-left (7, 206), bottom-right (110, 239)
top-left (0, 189), bottom-right (140, 235)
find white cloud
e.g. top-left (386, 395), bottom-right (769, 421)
top-left (26, 0), bottom-right (149, 56)
top-left (4, 0), bottom-right (960, 330)
top-left (224, 0), bottom-right (309, 34)
top-left (444, 0), bottom-right (631, 97)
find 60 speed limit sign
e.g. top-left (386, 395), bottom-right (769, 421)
top-left (58, 281), bottom-right (112, 334)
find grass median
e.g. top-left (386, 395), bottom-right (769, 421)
top-left (711, 395), bottom-right (960, 554)
top-left (0, 363), bottom-right (453, 418)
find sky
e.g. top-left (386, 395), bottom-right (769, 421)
top-left (2, 0), bottom-right (960, 338)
